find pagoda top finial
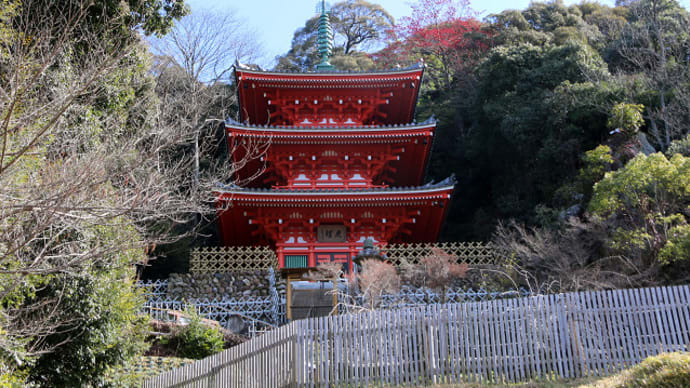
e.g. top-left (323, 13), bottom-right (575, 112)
top-left (315, 0), bottom-right (334, 71)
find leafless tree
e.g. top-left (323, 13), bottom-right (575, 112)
top-left (305, 261), bottom-right (344, 282)
top-left (149, 9), bottom-right (264, 84)
top-left (304, 261), bottom-right (345, 315)
top-left (148, 8), bottom-right (267, 190)
top-left (151, 58), bottom-right (268, 195)
top-left (402, 247), bottom-right (468, 301)
top-left (0, 0), bottom-right (266, 363)
top-left (357, 259), bottom-right (400, 309)
top-left (616, 0), bottom-right (690, 150)
top-left (491, 219), bottom-right (655, 292)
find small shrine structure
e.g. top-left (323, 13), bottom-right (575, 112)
top-left (216, 2), bottom-right (455, 273)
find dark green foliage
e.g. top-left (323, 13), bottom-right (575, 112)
top-left (433, 39), bottom-right (614, 239)
top-left (165, 311), bottom-right (224, 360)
top-left (422, 0), bottom-right (690, 243)
top-left (21, 0), bottom-right (188, 40)
top-left (570, 145), bottom-right (614, 203)
top-left (25, 274), bottom-right (148, 387)
top-left (495, 153), bottom-right (690, 291)
top-left (487, 1), bottom-right (605, 48)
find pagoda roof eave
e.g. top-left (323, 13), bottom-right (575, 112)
top-left (225, 117), bottom-right (436, 135)
top-left (234, 60), bottom-right (425, 78)
top-left (215, 176), bottom-right (455, 199)
top-left (233, 61), bottom-right (426, 126)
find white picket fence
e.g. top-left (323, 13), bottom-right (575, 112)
top-left (144, 285), bottom-right (690, 387)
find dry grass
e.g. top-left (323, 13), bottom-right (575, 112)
top-left (416, 352), bottom-right (690, 388)
top-left (576, 352), bottom-right (690, 388)
top-left (417, 379), bottom-right (594, 388)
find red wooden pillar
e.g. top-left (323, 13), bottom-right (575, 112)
top-left (308, 245), bottom-right (316, 268)
top-left (276, 245), bottom-right (285, 268)
top-left (348, 240), bottom-right (358, 274)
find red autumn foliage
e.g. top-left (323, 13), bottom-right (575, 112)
top-left (373, 0), bottom-right (491, 84)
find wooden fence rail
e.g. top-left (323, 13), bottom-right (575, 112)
top-left (144, 285), bottom-right (690, 387)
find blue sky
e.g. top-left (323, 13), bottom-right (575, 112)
top-left (187, 0), bottom-right (690, 67)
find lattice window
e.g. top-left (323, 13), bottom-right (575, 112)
top-left (190, 246), bottom-right (278, 273)
top-left (190, 242), bottom-right (503, 274)
top-left (382, 241), bottom-right (504, 267)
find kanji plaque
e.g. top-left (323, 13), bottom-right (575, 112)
top-left (317, 225), bottom-right (347, 242)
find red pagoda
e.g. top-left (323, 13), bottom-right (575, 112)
top-left (215, 3), bottom-right (454, 273)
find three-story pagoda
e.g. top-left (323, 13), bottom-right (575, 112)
top-left (216, 4), bottom-right (455, 273)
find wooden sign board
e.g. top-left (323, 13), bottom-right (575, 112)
top-left (317, 225), bottom-right (347, 242)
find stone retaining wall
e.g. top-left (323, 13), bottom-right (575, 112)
top-left (165, 270), bottom-right (273, 300)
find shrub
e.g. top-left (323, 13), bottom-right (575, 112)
top-left (607, 102), bottom-right (644, 138)
top-left (357, 259), bottom-right (400, 309)
top-left (491, 218), bottom-right (628, 292)
top-left (659, 224), bottom-right (690, 264)
top-left (25, 272), bottom-right (148, 388)
top-left (581, 352), bottom-right (690, 388)
top-left (304, 261), bottom-right (344, 281)
top-left (169, 310), bottom-right (224, 360)
top-left (589, 153), bottom-right (690, 268)
top-left (666, 134), bottom-right (690, 158)
top-left (624, 352), bottom-right (690, 388)
top-left (403, 247), bottom-right (468, 293)
top-left (0, 368), bottom-right (25, 387)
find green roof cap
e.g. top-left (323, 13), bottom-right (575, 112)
top-left (316, 0), bottom-right (334, 70)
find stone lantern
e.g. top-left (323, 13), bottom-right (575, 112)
top-left (353, 238), bottom-right (385, 268)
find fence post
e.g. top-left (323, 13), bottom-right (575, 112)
top-left (207, 365), bottom-right (219, 388)
top-left (425, 312), bottom-right (439, 385)
top-left (291, 330), bottom-right (297, 388)
top-left (566, 292), bottom-right (587, 377)
top-left (291, 322), bottom-right (300, 388)
top-left (556, 294), bottom-right (571, 379)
